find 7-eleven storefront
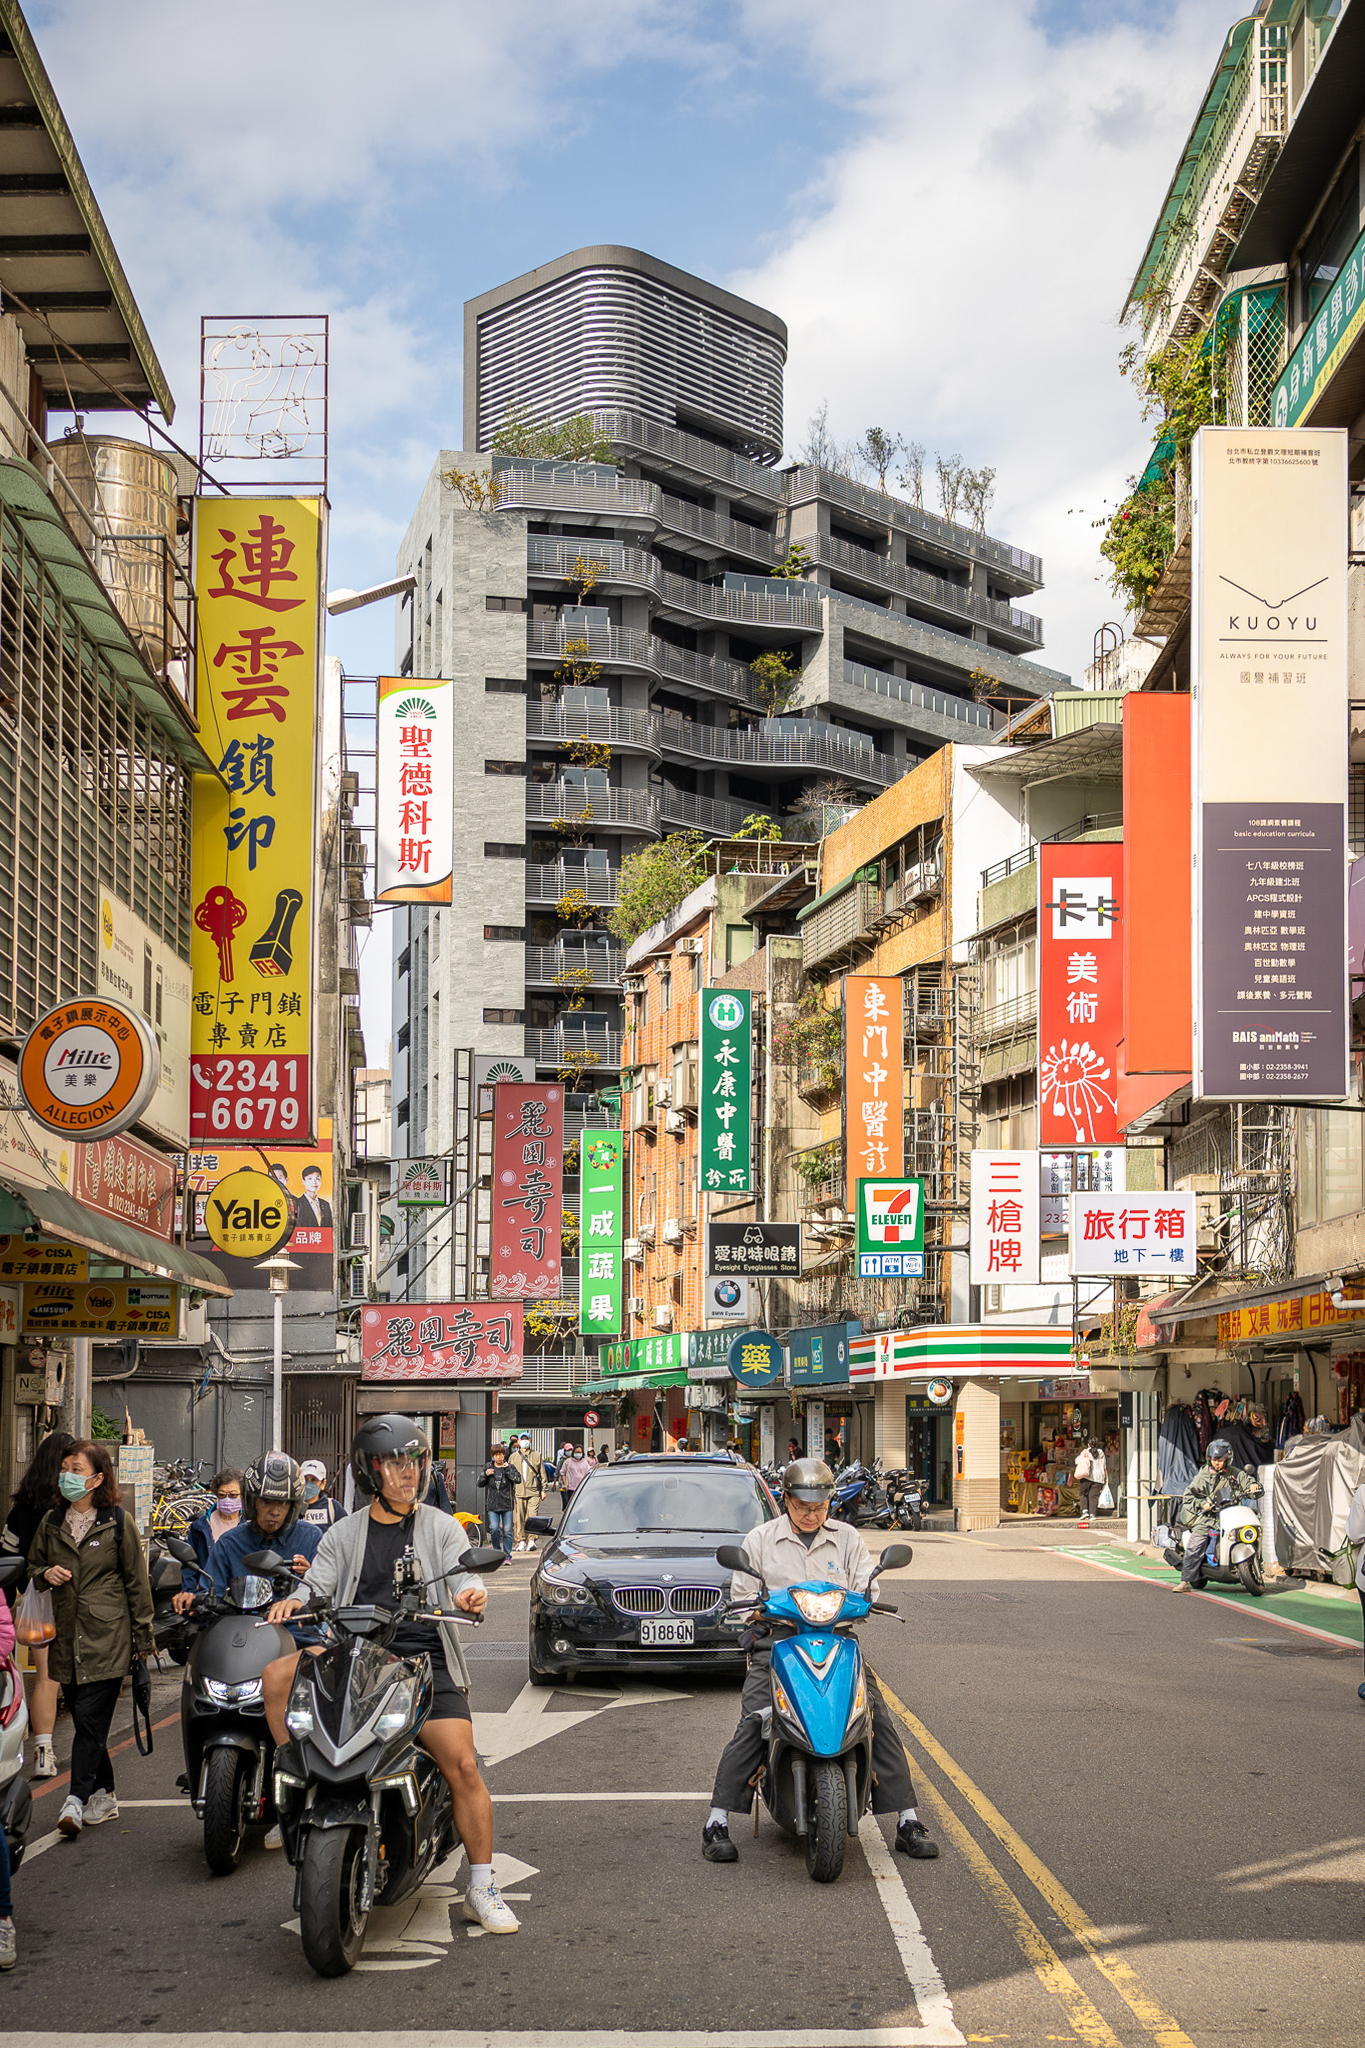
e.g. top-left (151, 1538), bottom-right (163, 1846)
top-left (852, 1326), bottom-right (1081, 1530)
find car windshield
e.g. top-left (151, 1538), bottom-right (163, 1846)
top-left (562, 1466), bottom-right (774, 1538)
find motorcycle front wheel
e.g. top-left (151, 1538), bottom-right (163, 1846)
top-left (300, 1824), bottom-right (369, 1976)
top-left (804, 1759), bottom-right (848, 1883)
top-left (1237, 1557), bottom-right (1265, 1596)
top-left (202, 1747), bottom-right (249, 1876)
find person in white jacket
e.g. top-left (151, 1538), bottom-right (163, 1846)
top-left (1347, 1481), bottom-right (1365, 1704)
top-left (1073, 1439), bottom-right (1108, 1526)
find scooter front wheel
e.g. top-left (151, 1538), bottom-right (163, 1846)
top-left (804, 1759), bottom-right (848, 1883)
top-left (202, 1746), bottom-right (249, 1876)
top-left (1237, 1558), bottom-right (1265, 1596)
top-left (299, 1824), bottom-right (369, 1976)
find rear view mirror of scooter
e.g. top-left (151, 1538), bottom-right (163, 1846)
top-left (462, 1546), bottom-right (509, 1573)
top-left (165, 1537), bottom-right (200, 1568)
top-left (715, 1544), bottom-right (751, 1575)
top-left (878, 1542), bottom-right (914, 1572)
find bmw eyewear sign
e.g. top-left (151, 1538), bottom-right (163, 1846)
top-left (19, 998), bottom-right (161, 1138)
top-left (856, 1176), bottom-right (925, 1278)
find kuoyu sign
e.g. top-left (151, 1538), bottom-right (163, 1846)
top-left (1193, 427), bottom-right (1349, 1100)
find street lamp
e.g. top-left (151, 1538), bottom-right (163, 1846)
top-left (325, 574), bottom-right (416, 616)
top-left (256, 1252), bottom-right (302, 1453)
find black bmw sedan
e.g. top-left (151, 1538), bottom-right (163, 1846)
top-left (528, 1453), bottom-right (776, 1684)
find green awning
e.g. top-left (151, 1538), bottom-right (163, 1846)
top-left (574, 1370), bottom-right (689, 1394)
top-left (0, 1176), bottom-right (231, 1295)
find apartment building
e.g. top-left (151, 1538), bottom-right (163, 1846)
top-left (390, 246), bottom-right (1065, 1325)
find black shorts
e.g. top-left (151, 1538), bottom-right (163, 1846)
top-left (426, 1653), bottom-right (472, 1725)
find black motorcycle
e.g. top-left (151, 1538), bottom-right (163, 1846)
top-left (829, 1460), bottom-right (891, 1528)
top-left (167, 1537), bottom-right (299, 1875)
top-left (884, 1468), bottom-right (924, 1531)
top-left (270, 1542), bottom-right (505, 1977)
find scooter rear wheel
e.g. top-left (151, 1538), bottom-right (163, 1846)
top-left (202, 1747), bottom-right (249, 1876)
top-left (300, 1824), bottom-right (369, 1976)
top-left (803, 1759), bottom-right (848, 1883)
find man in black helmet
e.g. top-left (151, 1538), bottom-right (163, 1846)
top-left (1177, 1437), bottom-right (1262, 1591)
top-left (262, 1414), bottom-right (519, 1936)
top-left (201, 1451), bottom-right (322, 1602)
top-left (701, 1457), bottom-right (938, 1867)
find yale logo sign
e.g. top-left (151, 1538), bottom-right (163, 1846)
top-left (204, 1168), bottom-right (293, 1258)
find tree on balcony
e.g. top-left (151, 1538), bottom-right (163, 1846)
top-left (490, 406), bottom-right (613, 462)
top-left (1096, 330), bottom-right (1217, 614)
top-left (772, 984), bottom-right (841, 1093)
top-left (749, 648), bottom-right (801, 717)
top-left (608, 830), bottom-right (707, 947)
top-left (770, 540), bottom-right (813, 580)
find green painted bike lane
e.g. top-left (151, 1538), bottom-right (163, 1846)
top-left (1054, 1541), bottom-right (1365, 1647)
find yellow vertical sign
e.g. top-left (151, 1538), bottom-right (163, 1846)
top-left (190, 497), bottom-right (322, 1145)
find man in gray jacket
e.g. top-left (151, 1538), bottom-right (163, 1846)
top-left (263, 1414), bottom-right (518, 1935)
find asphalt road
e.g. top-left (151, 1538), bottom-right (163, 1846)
top-left (6, 1523), bottom-right (1364, 2048)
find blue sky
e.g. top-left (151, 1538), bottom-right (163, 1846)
top-left (27, 0), bottom-right (1237, 1045)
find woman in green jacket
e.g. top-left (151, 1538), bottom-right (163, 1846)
top-left (27, 1439), bottom-right (153, 1837)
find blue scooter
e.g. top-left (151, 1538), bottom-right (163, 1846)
top-left (715, 1539), bottom-right (912, 1883)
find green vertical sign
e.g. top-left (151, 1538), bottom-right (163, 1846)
top-left (579, 1130), bottom-right (624, 1337)
top-left (699, 987), bottom-right (752, 1194)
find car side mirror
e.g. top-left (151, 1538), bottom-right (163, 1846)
top-left (463, 1546), bottom-right (507, 1573)
top-left (878, 1542), bottom-right (914, 1572)
top-left (526, 1515), bottom-right (555, 1534)
top-left (715, 1544), bottom-right (749, 1574)
top-left (0, 1557), bottom-right (23, 1589)
top-left (165, 1537), bottom-right (199, 1568)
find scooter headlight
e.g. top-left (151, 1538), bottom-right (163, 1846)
top-left (203, 1677), bottom-right (263, 1705)
top-left (374, 1679), bottom-right (415, 1740)
top-left (1239, 1526), bottom-right (1259, 1545)
top-left (284, 1668), bottom-right (315, 1739)
top-left (792, 1587), bottom-right (846, 1626)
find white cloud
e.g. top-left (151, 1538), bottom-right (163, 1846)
top-left (727, 0), bottom-right (1236, 680)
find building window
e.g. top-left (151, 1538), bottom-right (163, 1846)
top-left (484, 925), bottom-right (525, 942)
top-left (659, 970), bottom-right (671, 1013)
top-left (485, 760), bottom-right (527, 776)
top-left (431, 914), bottom-right (440, 958)
top-left (485, 841), bottom-right (526, 859)
top-left (485, 676), bottom-right (528, 694)
top-left (483, 1007), bottom-right (525, 1024)
top-left (485, 595), bottom-right (528, 613)
top-left (397, 946), bottom-right (411, 976)
top-left (1300, 1107), bottom-right (1365, 1224)
top-left (397, 1022), bottom-right (410, 1051)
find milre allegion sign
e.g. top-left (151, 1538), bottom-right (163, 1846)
top-left (1192, 428), bottom-right (1350, 1101)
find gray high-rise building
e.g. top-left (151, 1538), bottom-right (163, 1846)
top-left (391, 246), bottom-right (1066, 1394)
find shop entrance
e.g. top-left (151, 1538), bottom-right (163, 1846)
top-left (905, 1400), bottom-right (948, 1503)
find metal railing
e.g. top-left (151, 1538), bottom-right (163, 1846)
top-left (527, 702), bottom-right (661, 750)
top-left (525, 943), bottom-right (623, 985)
top-left (656, 567), bottom-right (823, 630)
top-left (783, 463), bottom-right (1042, 586)
top-left (801, 876), bottom-right (884, 973)
top-left (592, 409), bottom-right (786, 502)
top-left (657, 787), bottom-right (763, 835)
top-left (814, 533), bottom-right (1042, 644)
top-left (516, 1353), bottom-right (584, 1394)
top-left (656, 713), bottom-right (892, 783)
top-left (526, 623), bottom-right (764, 708)
top-left (979, 988), bottom-right (1038, 1040)
top-left (843, 660), bottom-right (999, 731)
top-left (981, 845), bottom-right (1037, 889)
top-left (526, 784), bottom-right (660, 830)
top-left (526, 1027), bottom-right (623, 1067)
top-left (495, 464), bottom-right (780, 564)
top-left (528, 536), bottom-right (656, 590)
top-left (1045, 810), bottom-right (1123, 844)
top-left (525, 862), bottom-right (620, 904)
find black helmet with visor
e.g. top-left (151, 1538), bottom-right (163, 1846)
top-left (351, 1413), bottom-right (432, 1515)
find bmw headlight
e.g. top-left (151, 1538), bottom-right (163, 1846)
top-left (539, 1568), bottom-right (590, 1606)
top-left (374, 1680), bottom-right (415, 1739)
top-left (792, 1587), bottom-right (847, 1626)
top-left (204, 1676), bottom-right (264, 1705)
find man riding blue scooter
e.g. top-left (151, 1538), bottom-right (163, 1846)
top-left (702, 1457), bottom-right (938, 1865)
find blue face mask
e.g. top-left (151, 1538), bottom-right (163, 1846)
top-left (303, 1481), bottom-right (321, 1501)
top-left (59, 1470), bottom-right (92, 1503)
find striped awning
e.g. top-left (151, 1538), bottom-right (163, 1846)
top-left (850, 1324), bottom-right (1080, 1382)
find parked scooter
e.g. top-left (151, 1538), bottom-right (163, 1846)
top-left (1157, 1488), bottom-right (1265, 1596)
top-left (829, 1461), bottom-right (890, 1529)
top-left (0, 1559), bottom-right (32, 1874)
top-left (715, 1539), bottom-right (911, 1882)
top-left (884, 1468), bottom-right (924, 1531)
top-left (167, 1536), bottom-right (299, 1874)
top-left (271, 1541), bottom-right (507, 1976)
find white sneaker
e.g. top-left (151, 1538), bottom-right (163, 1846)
top-left (31, 1737), bottom-right (57, 1780)
top-left (463, 1880), bottom-right (520, 1934)
top-left (263, 1824), bottom-right (284, 1848)
top-left (83, 1789), bottom-right (119, 1826)
top-left (57, 1794), bottom-right (83, 1837)
top-left (0, 1917), bottom-right (14, 1970)
top-left (514, 1541), bottom-right (525, 1553)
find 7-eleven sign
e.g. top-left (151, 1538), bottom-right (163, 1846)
top-left (857, 1177), bottom-right (925, 1278)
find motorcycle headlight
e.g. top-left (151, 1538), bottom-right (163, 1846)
top-left (284, 1668), bottom-right (315, 1738)
top-left (374, 1679), bottom-right (414, 1739)
top-left (1239, 1526), bottom-right (1259, 1545)
top-left (204, 1677), bottom-right (264, 1705)
top-left (792, 1588), bottom-right (847, 1626)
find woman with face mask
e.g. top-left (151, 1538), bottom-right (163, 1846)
top-left (2, 1428), bottom-right (75, 1779)
top-left (172, 1469), bottom-right (244, 1615)
top-left (26, 1441), bottom-right (154, 1838)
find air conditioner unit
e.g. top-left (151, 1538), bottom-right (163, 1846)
top-left (905, 861), bottom-right (941, 902)
top-left (627, 1295), bottom-right (645, 1315)
top-left (662, 1217), bottom-right (684, 1245)
top-left (676, 937), bottom-right (704, 956)
top-left (653, 1303), bottom-right (674, 1330)
top-left (623, 1237), bottom-right (645, 1263)
top-left (638, 1222), bottom-right (656, 1245)
top-left (655, 1081), bottom-right (672, 1106)
top-left (664, 1110), bottom-right (685, 1135)
top-left (348, 1214), bottom-right (369, 1249)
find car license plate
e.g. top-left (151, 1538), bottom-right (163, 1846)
top-left (639, 1618), bottom-right (694, 1646)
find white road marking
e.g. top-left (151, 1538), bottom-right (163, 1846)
top-left (473, 1680), bottom-right (688, 1767)
top-left (281, 1851), bottom-right (541, 1971)
top-left (858, 1816), bottom-right (964, 2045)
top-left (19, 1827), bottom-right (63, 1865)
top-left (491, 1791), bottom-right (711, 1801)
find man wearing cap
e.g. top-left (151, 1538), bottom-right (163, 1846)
top-left (508, 1433), bottom-right (548, 1554)
top-left (298, 1458), bottom-right (346, 1528)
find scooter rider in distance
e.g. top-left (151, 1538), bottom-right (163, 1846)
top-left (262, 1415), bottom-right (519, 1935)
top-left (1177, 1437), bottom-right (1262, 1592)
top-left (702, 1457), bottom-right (938, 1865)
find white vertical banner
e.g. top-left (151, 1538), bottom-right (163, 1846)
top-left (376, 674), bottom-right (454, 903)
top-left (969, 1150), bottom-right (1040, 1288)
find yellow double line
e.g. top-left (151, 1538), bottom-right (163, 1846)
top-left (877, 1678), bottom-right (1197, 2048)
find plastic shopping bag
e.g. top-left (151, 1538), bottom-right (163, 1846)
top-left (15, 1580), bottom-right (56, 1644)
top-left (1097, 1482), bottom-right (1115, 1512)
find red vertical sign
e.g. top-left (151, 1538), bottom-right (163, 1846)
top-left (1038, 844), bottom-right (1123, 1148)
top-left (490, 1083), bottom-right (564, 1301)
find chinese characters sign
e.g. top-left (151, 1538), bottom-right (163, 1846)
top-left (856, 1178), bottom-right (925, 1279)
top-left (490, 1084), bottom-right (563, 1301)
top-left (186, 1126), bottom-right (334, 1291)
top-left (73, 1132), bottom-right (177, 1243)
top-left (579, 1129), bottom-right (623, 1339)
top-left (360, 1302), bottom-right (523, 1381)
top-left (969, 1151), bottom-right (1040, 1288)
top-left (1038, 847), bottom-right (1122, 1147)
top-left (1193, 429), bottom-right (1348, 1101)
top-left (1068, 1192), bottom-right (1196, 1277)
top-left (376, 676), bottom-right (453, 904)
top-left (699, 989), bottom-right (752, 1191)
top-left (191, 497), bottom-right (322, 1144)
top-left (18, 998), bottom-right (160, 1139)
top-left (1217, 1287), bottom-right (1365, 1345)
top-left (844, 976), bottom-right (903, 1212)
top-left (395, 1158), bottom-right (451, 1209)
top-left (22, 1282), bottom-right (178, 1339)
top-left (727, 1330), bottom-right (783, 1388)
top-left (706, 1221), bottom-right (801, 1279)
top-left (1273, 221), bottom-right (1365, 428)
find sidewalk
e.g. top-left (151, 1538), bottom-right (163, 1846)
top-left (1058, 1538), bottom-right (1365, 1647)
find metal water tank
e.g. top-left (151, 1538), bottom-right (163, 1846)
top-left (48, 434), bottom-right (177, 668)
